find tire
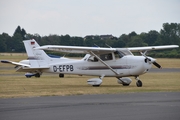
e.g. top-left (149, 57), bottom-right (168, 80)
top-left (136, 80), bottom-right (142, 87)
top-left (123, 83), bottom-right (130, 86)
top-left (59, 74), bottom-right (64, 78)
top-left (92, 85), bottom-right (100, 87)
top-left (35, 73), bottom-right (40, 78)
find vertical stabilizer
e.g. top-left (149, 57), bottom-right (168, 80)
top-left (23, 39), bottom-right (50, 67)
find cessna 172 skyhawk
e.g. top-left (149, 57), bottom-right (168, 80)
top-left (1, 39), bottom-right (179, 87)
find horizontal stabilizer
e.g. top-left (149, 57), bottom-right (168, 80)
top-left (1, 60), bottom-right (30, 67)
top-left (1, 60), bottom-right (49, 69)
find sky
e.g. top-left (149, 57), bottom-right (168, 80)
top-left (0, 0), bottom-right (180, 37)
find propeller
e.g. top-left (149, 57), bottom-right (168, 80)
top-left (141, 51), bottom-right (162, 69)
top-left (152, 61), bottom-right (162, 69)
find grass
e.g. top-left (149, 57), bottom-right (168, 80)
top-left (0, 73), bottom-right (180, 98)
top-left (155, 58), bottom-right (180, 68)
top-left (0, 53), bottom-right (180, 98)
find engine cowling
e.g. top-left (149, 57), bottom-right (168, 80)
top-left (117, 77), bottom-right (132, 85)
top-left (87, 78), bottom-right (102, 86)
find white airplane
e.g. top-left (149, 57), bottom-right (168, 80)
top-left (1, 39), bottom-right (179, 87)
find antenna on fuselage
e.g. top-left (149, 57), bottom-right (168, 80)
top-left (94, 44), bottom-right (100, 48)
top-left (105, 44), bottom-right (112, 48)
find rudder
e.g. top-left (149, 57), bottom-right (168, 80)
top-left (23, 39), bottom-right (50, 68)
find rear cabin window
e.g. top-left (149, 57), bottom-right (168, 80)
top-left (100, 53), bottom-right (113, 61)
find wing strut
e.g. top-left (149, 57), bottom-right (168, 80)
top-left (90, 51), bottom-right (119, 75)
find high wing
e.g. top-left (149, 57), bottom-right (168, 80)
top-left (35, 45), bottom-right (117, 54)
top-left (35, 45), bottom-right (179, 53)
top-left (128, 45), bottom-right (179, 52)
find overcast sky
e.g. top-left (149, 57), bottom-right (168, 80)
top-left (0, 0), bottom-right (180, 37)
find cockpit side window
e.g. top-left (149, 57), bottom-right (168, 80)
top-left (114, 51), bottom-right (125, 59)
top-left (88, 56), bottom-right (98, 62)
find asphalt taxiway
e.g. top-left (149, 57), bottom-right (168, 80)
top-left (0, 92), bottom-right (180, 120)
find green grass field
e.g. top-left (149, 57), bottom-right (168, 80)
top-left (0, 53), bottom-right (180, 98)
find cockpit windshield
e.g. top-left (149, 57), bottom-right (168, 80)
top-left (87, 55), bottom-right (98, 62)
top-left (115, 48), bottom-right (133, 59)
top-left (83, 48), bottom-right (133, 62)
top-left (114, 51), bottom-right (124, 58)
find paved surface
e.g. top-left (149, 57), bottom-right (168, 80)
top-left (0, 92), bottom-right (180, 120)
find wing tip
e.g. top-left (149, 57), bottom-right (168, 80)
top-left (1, 60), bottom-right (11, 64)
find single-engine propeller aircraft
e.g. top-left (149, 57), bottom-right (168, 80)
top-left (1, 39), bottom-right (179, 87)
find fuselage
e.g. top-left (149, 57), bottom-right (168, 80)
top-left (42, 55), bottom-right (152, 77)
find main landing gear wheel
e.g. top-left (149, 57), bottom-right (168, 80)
top-left (59, 73), bottom-right (64, 78)
top-left (35, 73), bottom-right (40, 78)
top-left (122, 83), bottom-right (130, 86)
top-left (92, 85), bottom-right (100, 87)
top-left (136, 80), bottom-right (142, 87)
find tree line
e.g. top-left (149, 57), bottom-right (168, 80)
top-left (0, 23), bottom-right (180, 58)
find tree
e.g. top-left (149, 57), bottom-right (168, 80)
top-left (0, 34), bottom-right (7, 52)
top-left (60, 34), bottom-right (71, 45)
top-left (112, 39), bottom-right (125, 47)
top-left (2, 33), bottom-right (13, 51)
top-left (145, 30), bottom-right (160, 46)
top-left (127, 36), bottom-right (147, 47)
top-left (13, 26), bottom-right (22, 36)
top-left (12, 33), bottom-right (24, 52)
top-left (160, 23), bottom-right (180, 45)
top-left (21, 28), bottom-right (27, 39)
top-left (119, 34), bottom-right (130, 46)
top-left (128, 31), bottom-right (137, 38)
top-left (71, 37), bottom-right (84, 46)
top-left (0, 23), bottom-right (179, 57)
top-left (13, 26), bottom-right (27, 40)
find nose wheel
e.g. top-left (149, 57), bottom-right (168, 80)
top-left (135, 76), bottom-right (142, 87)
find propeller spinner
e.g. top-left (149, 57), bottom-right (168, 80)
top-left (141, 51), bottom-right (162, 69)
